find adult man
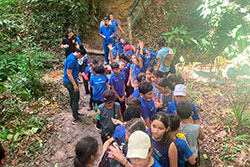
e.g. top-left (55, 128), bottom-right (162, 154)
top-left (99, 16), bottom-right (117, 65)
top-left (63, 46), bottom-right (86, 124)
top-left (109, 13), bottom-right (125, 35)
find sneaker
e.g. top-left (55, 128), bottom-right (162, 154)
top-left (77, 78), bottom-right (83, 84)
top-left (72, 118), bottom-right (81, 125)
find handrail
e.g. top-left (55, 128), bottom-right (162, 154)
top-left (127, 0), bottom-right (150, 44)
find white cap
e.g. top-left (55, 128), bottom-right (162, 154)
top-left (174, 84), bottom-right (186, 96)
top-left (127, 131), bottom-right (151, 159)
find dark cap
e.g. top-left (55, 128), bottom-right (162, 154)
top-left (102, 90), bottom-right (116, 103)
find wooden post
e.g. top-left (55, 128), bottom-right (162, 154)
top-left (127, 17), bottom-right (133, 44)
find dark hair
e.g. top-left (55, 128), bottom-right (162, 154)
top-left (110, 62), bottom-right (119, 69)
top-left (93, 64), bottom-right (105, 74)
top-left (125, 118), bottom-right (146, 133)
top-left (152, 70), bottom-right (163, 78)
top-left (76, 44), bottom-right (86, 56)
top-left (138, 80), bottom-right (153, 95)
top-left (146, 67), bottom-right (154, 73)
top-left (104, 16), bottom-right (109, 20)
top-left (136, 72), bottom-right (146, 83)
top-left (158, 77), bottom-right (174, 90)
top-left (151, 112), bottom-right (172, 148)
top-left (119, 54), bottom-right (132, 63)
top-left (176, 101), bottom-right (192, 119)
top-left (88, 59), bottom-right (98, 65)
top-left (124, 105), bottom-right (143, 122)
top-left (74, 137), bottom-right (98, 167)
top-left (127, 97), bottom-right (141, 106)
top-left (168, 74), bottom-right (184, 85)
top-left (0, 143), bottom-right (5, 164)
top-left (157, 36), bottom-right (166, 48)
top-left (109, 12), bottom-right (113, 16)
top-left (65, 28), bottom-right (74, 38)
top-left (169, 114), bottom-right (181, 131)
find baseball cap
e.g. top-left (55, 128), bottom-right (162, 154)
top-left (126, 51), bottom-right (132, 56)
top-left (127, 131), bottom-right (151, 159)
top-left (174, 84), bottom-right (186, 96)
top-left (102, 90), bottom-right (116, 103)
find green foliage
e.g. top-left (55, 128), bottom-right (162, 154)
top-left (195, 64), bottom-right (250, 125)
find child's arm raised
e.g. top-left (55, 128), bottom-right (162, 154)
top-left (168, 142), bottom-right (178, 167)
top-left (198, 125), bottom-right (205, 140)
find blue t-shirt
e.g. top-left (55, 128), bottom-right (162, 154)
top-left (110, 72), bottom-right (124, 97)
top-left (132, 88), bottom-right (140, 98)
top-left (152, 158), bottom-right (162, 167)
top-left (175, 138), bottom-right (193, 167)
top-left (131, 64), bottom-right (141, 83)
top-left (123, 63), bottom-right (131, 83)
top-left (139, 96), bottom-right (157, 120)
top-left (99, 25), bottom-right (117, 44)
top-left (111, 19), bottom-right (120, 28)
top-left (156, 47), bottom-right (172, 73)
top-left (166, 101), bottom-right (200, 121)
top-left (90, 75), bottom-right (109, 101)
top-left (63, 53), bottom-right (79, 83)
top-left (112, 125), bottom-right (126, 143)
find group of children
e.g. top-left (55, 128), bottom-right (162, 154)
top-left (70, 35), bottom-right (206, 167)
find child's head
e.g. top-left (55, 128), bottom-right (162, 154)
top-left (157, 36), bottom-right (166, 48)
top-left (168, 74), bottom-right (184, 87)
top-left (110, 62), bottom-right (120, 75)
top-left (176, 101), bottom-right (193, 120)
top-left (118, 60), bottom-right (126, 71)
top-left (169, 114), bottom-right (181, 132)
top-left (127, 97), bottom-right (141, 106)
top-left (102, 90), bottom-right (116, 108)
top-left (124, 105), bottom-right (143, 122)
top-left (74, 137), bottom-right (99, 167)
top-left (88, 59), bottom-right (98, 67)
top-left (151, 112), bottom-right (171, 148)
top-left (158, 77), bottom-right (174, 94)
top-left (136, 72), bottom-right (146, 84)
top-left (127, 131), bottom-right (153, 167)
top-left (131, 55), bottom-right (139, 65)
top-left (151, 70), bottom-right (163, 83)
top-left (125, 119), bottom-right (146, 141)
top-left (174, 84), bottom-right (187, 104)
top-left (93, 64), bottom-right (105, 74)
top-left (0, 143), bottom-right (7, 166)
top-left (138, 81), bottom-right (154, 100)
top-left (146, 67), bottom-right (154, 82)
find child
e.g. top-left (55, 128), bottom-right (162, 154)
top-left (168, 74), bottom-right (184, 87)
top-left (176, 101), bottom-right (205, 166)
top-left (90, 64), bottom-right (109, 106)
top-left (86, 59), bottom-right (98, 110)
top-left (148, 112), bottom-right (178, 167)
top-left (110, 62), bottom-right (126, 116)
top-left (151, 70), bottom-right (163, 102)
top-left (109, 130), bottom-right (161, 167)
top-left (169, 114), bottom-right (196, 167)
top-left (92, 90), bottom-right (122, 143)
top-left (0, 143), bottom-right (7, 167)
top-left (74, 137), bottom-right (99, 167)
top-left (157, 77), bottom-right (175, 112)
top-left (167, 84), bottom-right (200, 124)
top-left (131, 72), bottom-right (146, 98)
top-left (146, 67), bottom-right (154, 83)
top-left (138, 80), bottom-right (157, 128)
top-left (128, 55), bottom-right (141, 88)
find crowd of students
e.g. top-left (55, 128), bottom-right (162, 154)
top-left (61, 14), bottom-right (205, 167)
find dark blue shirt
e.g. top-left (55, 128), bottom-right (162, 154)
top-left (63, 53), bottom-right (79, 83)
top-left (132, 88), bottom-right (140, 98)
top-left (110, 72), bottom-right (125, 97)
top-left (139, 96), bottom-right (157, 120)
top-left (112, 125), bottom-right (126, 143)
top-left (90, 74), bottom-right (109, 101)
top-left (166, 101), bottom-right (200, 121)
top-left (99, 25), bottom-right (117, 44)
top-left (123, 63), bottom-right (131, 83)
top-left (175, 138), bottom-right (193, 167)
